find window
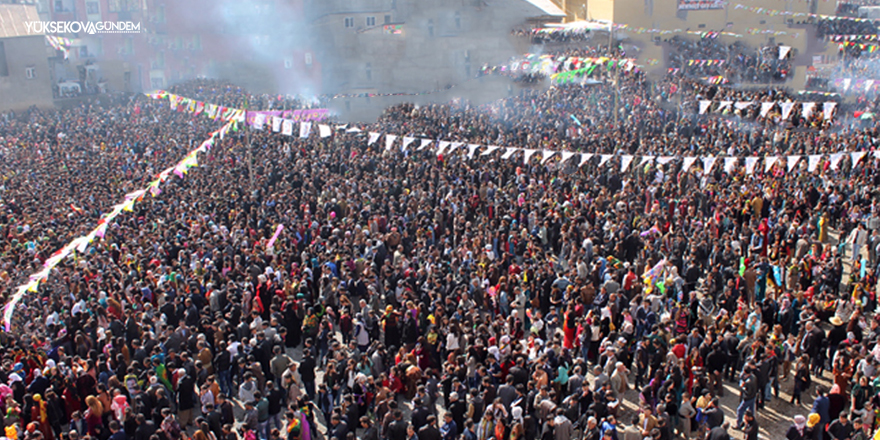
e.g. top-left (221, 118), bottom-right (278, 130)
top-left (0, 42), bottom-right (7, 77)
top-left (697, 24), bottom-right (706, 28)
top-left (304, 52), bottom-right (312, 66)
top-left (284, 58), bottom-right (293, 69)
top-left (384, 15), bottom-right (391, 24)
top-left (86, 1), bottom-right (98, 14)
top-left (366, 16), bottom-right (376, 27)
top-left (54, 0), bottom-right (63, 12)
top-left (344, 17), bottom-right (354, 28)
top-left (157, 4), bottom-right (166, 23)
top-left (366, 62), bottom-right (372, 80)
top-left (108, 0), bottom-right (121, 12)
top-left (345, 101), bottom-right (351, 111)
top-left (80, 46), bottom-right (89, 57)
top-left (428, 19), bottom-right (434, 37)
top-left (455, 11), bottom-right (461, 29)
top-left (25, 67), bottom-right (36, 79)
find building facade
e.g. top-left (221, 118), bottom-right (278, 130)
top-left (0, 4), bottom-right (54, 111)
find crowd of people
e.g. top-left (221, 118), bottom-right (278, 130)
top-left (4, 22), bottom-right (880, 440)
top-left (666, 37), bottom-right (792, 84)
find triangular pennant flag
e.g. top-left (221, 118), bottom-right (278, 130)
top-left (843, 78), bottom-right (852, 92)
top-left (760, 102), bottom-right (775, 118)
top-left (874, 150), bottom-right (880, 160)
top-left (621, 155), bottom-right (634, 172)
top-left (718, 101), bottom-right (733, 112)
top-left (481, 146), bottom-right (500, 156)
top-left (699, 100), bottom-right (712, 114)
top-left (808, 154), bottom-right (823, 172)
top-left (735, 101), bottom-right (753, 110)
top-left (346, 127), bottom-right (362, 133)
top-left (701, 156), bottom-right (717, 174)
top-left (867, 80), bottom-right (875, 91)
top-left (823, 102), bottom-right (837, 120)
top-left (254, 114), bottom-right (267, 130)
top-left (852, 151), bottom-right (867, 167)
top-left (598, 154), bottom-right (613, 168)
top-left (829, 152), bottom-right (844, 170)
top-left (299, 122), bottom-right (312, 138)
top-left (272, 116), bottom-right (282, 132)
top-left (744, 157), bottom-right (759, 175)
top-left (541, 149), bottom-right (557, 165)
top-left (368, 132), bottom-right (381, 145)
top-left (318, 124), bottom-right (332, 138)
top-left (656, 156), bottom-right (675, 165)
top-left (448, 142), bottom-right (464, 154)
top-left (402, 137), bottom-right (416, 151)
top-left (436, 141), bottom-right (451, 156)
top-left (682, 157), bottom-right (697, 172)
top-left (281, 119), bottom-right (294, 136)
top-left (467, 144), bottom-right (481, 159)
top-left (385, 134), bottom-right (398, 151)
top-left (523, 149), bottom-right (538, 164)
top-left (560, 151), bottom-right (576, 164)
top-left (502, 147), bottom-right (519, 160)
top-left (579, 153), bottom-right (594, 167)
top-left (639, 156), bottom-right (655, 166)
top-left (802, 102), bottom-right (816, 119)
top-left (764, 156), bottom-right (778, 173)
top-left (418, 139), bottom-right (433, 150)
top-left (780, 102), bottom-right (795, 120)
top-left (723, 157), bottom-right (738, 173)
top-left (787, 155), bottom-right (801, 172)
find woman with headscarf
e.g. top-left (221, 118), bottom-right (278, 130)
top-left (805, 413), bottom-right (822, 440)
top-left (32, 394), bottom-right (53, 440)
top-left (786, 415), bottom-right (807, 440)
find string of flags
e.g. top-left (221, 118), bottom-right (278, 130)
top-left (838, 41), bottom-right (880, 52)
top-left (827, 35), bottom-right (880, 41)
top-left (735, 3), bottom-right (880, 22)
top-left (696, 99), bottom-right (837, 121)
top-left (146, 90), bottom-right (329, 122)
top-left (745, 28), bottom-right (800, 38)
top-left (2, 114), bottom-right (240, 332)
top-left (701, 76), bottom-right (729, 84)
top-left (688, 59), bottom-right (726, 66)
top-left (323, 85), bottom-right (457, 100)
top-left (832, 78), bottom-right (880, 93)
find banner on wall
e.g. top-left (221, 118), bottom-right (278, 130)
top-left (679, 0), bottom-right (725, 10)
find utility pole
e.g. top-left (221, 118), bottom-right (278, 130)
top-left (610, 21), bottom-right (620, 127)
top-left (245, 95), bottom-right (254, 195)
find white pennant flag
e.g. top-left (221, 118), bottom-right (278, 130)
top-left (448, 142), bottom-right (464, 154)
top-left (702, 156), bottom-right (717, 174)
top-left (760, 102), bottom-right (775, 118)
top-left (764, 156), bottom-right (778, 173)
top-left (780, 102), bottom-right (795, 120)
top-left (560, 151), bottom-right (576, 164)
top-left (787, 155), bottom-right (801, 172)
top-left (346, 127), bottom-right (362, 133)
top-left (281, 119), bottom-right (294, 136)
top-left (481, 146), bottom-right (500, 156)
top-left (598, 154), bottom-right (613, 168)
top-left (829, 152), bottom-right (844, 170)
top-left (735, 101), bottom-right (753, 110)
top-left (843, 78), bottom-right (852, 92)
top-left (802, 102), bottom-right (816, 119)
top-left (299, 122), bottom-right (312, 138)
top-left (699, 100), bottom-right (712, 115)
top-left (723, 157), bottom-right (738, 174)
top-left (272, 116), bottom-right (282, 132)
top-left (579, 153), bottom-right (594, 167)
top-left (541, 149), bottom-right (556, 165)
top-left (523, 149), bottom-right (538, 164)
top-left (502, 147), bottom-right (518, 160)
top-left (418, 139), bottom-right (433, 150)
top-left (808, 154), bottom-right (823, 172)
top-left (254, 114), bottom-right (267, 130)
top-left (639, 156), bottom-right (655, 166)
top-left (823, 102), bottom-right (837, 120)
top-left (368, 132), bottom-right (381, 145)
top-left (621, 155), bottom-right (634, 172)
top-left (682, 157), bottom-right (697, 172)
top-left (779, 45), bottom-right (791, 59)
top-left (867, 80), bottom-right (875, 92)
top-left (318, 124), bottom-right (332, 138)
top-left (656, 156), bottom-right (675, 165)
top-left (402, 137), bottom-right (416, 151)
top-left (874, 151), bottom-right (880, 160)
top-left (852, 151), bottom-right (867, 167)
top-left (718, 101), bottom-right (733, 113)
top-left (385, 134), bottom-right (397, 151)
top-left (436, 141), bottom-right (451, 155)
top-left (744, 157), bottom-right (759, 175)
top-left (467, 144), bottom-right (481, 158)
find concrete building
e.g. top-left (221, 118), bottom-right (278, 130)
top-left (308, 0), bottom-right (565, 120)
top-left (0, 4), bottom-right (54, 111)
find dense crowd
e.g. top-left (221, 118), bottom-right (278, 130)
top-left (666, 37), bottom-right (792, 84)
top-left (4, 30), bottom-right (880, 440)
